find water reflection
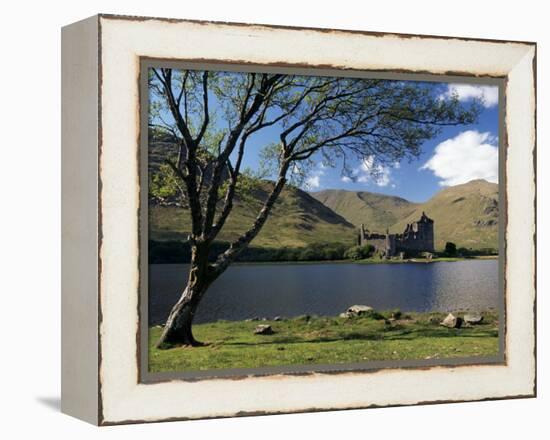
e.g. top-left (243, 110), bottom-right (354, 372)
top-left (149, 260), bottom-right (499, 325)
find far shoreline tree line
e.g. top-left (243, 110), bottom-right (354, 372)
top-left (149, 239), bottom-right (498, 264)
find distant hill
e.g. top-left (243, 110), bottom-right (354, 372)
top-left (151, 178), bottom-right (499, 252)
top-left (150, 181), bottom-right (357, 248)
top-left (391, 180), bottom-right (499, 250)
top-left (149, 132), bottom-right (356, 249)
top-left (311, 189), bottom-right (418, 233)
top-left (311, 179), bottom-right (499, 251)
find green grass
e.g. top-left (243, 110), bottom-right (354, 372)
top-left (148, 311), bottom-right (499, 373)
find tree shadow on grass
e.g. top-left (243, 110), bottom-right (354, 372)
top-left (215, 327), bottom-right (498, 348)
top-left (221, 333), bottom-right (382, 347)
top-left (384, 328), bottom-right (498, 340)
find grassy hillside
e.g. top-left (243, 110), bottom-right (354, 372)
top-left (150, 181), bottom-right (357, 248)
top-left (311, 189), bottom-right (417, 232)
top-left (391, 180), bottom-right (499, 250)
top-left (312, 180), bottom-right (499, 251)
top-left (151, 178), bottom-right (498, 253)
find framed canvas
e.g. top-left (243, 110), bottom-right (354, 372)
top-left (61, 14), bottom-right (536, 425)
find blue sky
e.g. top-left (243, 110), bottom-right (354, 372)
top-left (238, 82), bottom-right (499, 203)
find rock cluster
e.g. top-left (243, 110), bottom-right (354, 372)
top-left (254, 324), bottom-right (274, 335)
top-left (464, 313), bottom-right (484, 324)
top-left (440, 313), bottom-right (463, 328)
top-left (246, 316), bottom-right (285, 322)
top-left (340, 304), bottom-right (374, 318)
top-left (440, 312), bottom-right (485, 328)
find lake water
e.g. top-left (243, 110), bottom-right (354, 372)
top-left (148, 260), bottom-right (499, 325)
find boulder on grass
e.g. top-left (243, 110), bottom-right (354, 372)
top-left (441, 313), bottom-right (463, 329)
top-left (254, 324), bottom-right (274, 335)
top-left (345, 305), bottom-right (374, 317)
top-left (464, 313), bottom-right (484, 325)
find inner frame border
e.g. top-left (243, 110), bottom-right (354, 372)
top-left (137, 58), bottom-right (507, 384)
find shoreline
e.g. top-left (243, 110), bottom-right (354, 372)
top-left (150, 255), bottom-right (499, 267)
top-left (152, 307), bottom-right (499, 328)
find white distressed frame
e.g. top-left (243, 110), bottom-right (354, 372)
top-left (63, 14), bottom-right (536, 425)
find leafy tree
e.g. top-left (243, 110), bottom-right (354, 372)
top-left (344, 245), bottom-right (375, 260)
top-left (149, 68), bottom-right (480, 347)
top-left (445, 241), bottom-right (458, 256)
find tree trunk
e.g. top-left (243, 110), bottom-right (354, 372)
top-left (156, 166), bottom-right (289, 349)
top-left (156, 285), bottom-right (204, 347)
top-left (156, 245), bottom-right (213, 348)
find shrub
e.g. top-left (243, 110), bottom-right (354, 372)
top-left (344, 244), bottom-right (375, 260)
top-left (390, 309), bottom-right (402, 320)
top-left (370, 311), bottom-right (386, 320)
top-left (444, 241), bottom-right (457, 257)
top-left (149, 240), bottom-right (191, 263)
top-left (364, 244), bottom-right (375, 257)
top-left (297, 248), bottom-right (317, 261)
top-left (344, 246), bottom-right (362, 260)
top-left (149, 240), bottom-right (353, 264)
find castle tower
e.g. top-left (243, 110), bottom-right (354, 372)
top-left (385, 230), bottom-right (396, 257)
top-left (357, 213), bottom-right (434, 256)
top-left (358, 223), bottom-right (367, 246)
top-left (417, 211), bottom-right (434, 252)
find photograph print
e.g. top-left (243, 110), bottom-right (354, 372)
top-left (144, 64), bottom-right (502, 376)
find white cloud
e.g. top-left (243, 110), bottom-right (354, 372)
top-left (304, 163), bottom-right (326, 189)
top-left (440, 84), bottom-right (498, 108)
top-left (341, 176), bottom-right (352, 183)
top-left (421, 130), bottom-right (498, 186)
top-left (354, 156), bottom-right (393, 187)
top-left (305, 174), bottom-right (321, 189)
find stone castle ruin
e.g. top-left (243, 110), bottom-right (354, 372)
top-left (358, 212), bottom-right (434, 257)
